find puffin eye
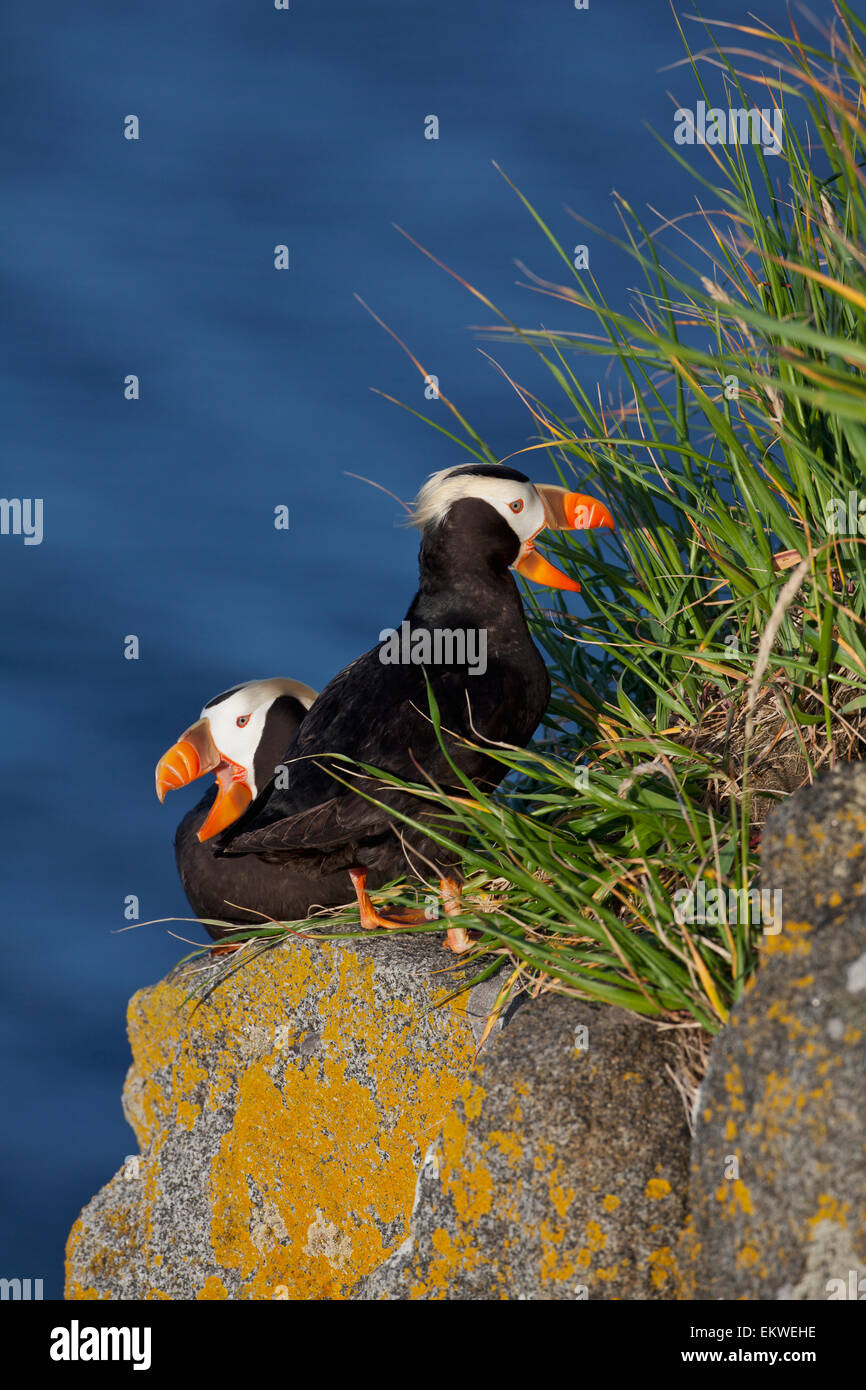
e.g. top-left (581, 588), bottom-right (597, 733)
top-left (509, 499), bottom-right (524, 513)
top-left (236, 714), bottom-right (251, 728)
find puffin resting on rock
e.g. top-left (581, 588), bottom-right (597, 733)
top-left (179, 462), bottom-right (613, 953)
top-left (156, 678), bottom-right (322, 940)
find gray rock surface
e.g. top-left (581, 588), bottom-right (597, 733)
top-left (66, 933), bottom-right (482, 1300)
top-left (353, 993), bottom-right (691, 1300)
top-left (680, 765), bottom-right (866, 1299)
top-left (759, 759), bottom-right (866, 927)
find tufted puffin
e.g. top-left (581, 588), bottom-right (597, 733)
top-left (220, 464), bottom-right (614, 952)
top-left (155, 677), bottom-right (328, 940)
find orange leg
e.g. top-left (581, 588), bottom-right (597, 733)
top-left (349, 868), bottom-right (432, 930)
top-left (440, 876), bottom-right (478, 955)
top-left (210, 942), bottom-right (244, 956)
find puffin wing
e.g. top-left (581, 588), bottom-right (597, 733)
top-left (223, 645), bottom-right (516, 857)
top-left (226, 782), bottom-right (422, 855)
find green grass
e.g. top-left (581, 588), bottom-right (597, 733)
top-left (182, 6), bottom-right (866, 1034)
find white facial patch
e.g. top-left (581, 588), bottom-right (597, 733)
top-left (411, 469), bottom-right (546, 547)
top-left (200, 677), bottom-right (316, 796)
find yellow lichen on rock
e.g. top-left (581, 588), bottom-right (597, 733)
top-left (65, 936), bottom-right (478, 1300)
top-left (353, 994), bottom-right (692, 1300)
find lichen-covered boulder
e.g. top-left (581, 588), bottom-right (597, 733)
top-left (65, 936), bottom-right (483, 1300)
top-left (353, 994), bottom-right (691, 1300)
top-left (679, 765), bottom-right (866, 1299)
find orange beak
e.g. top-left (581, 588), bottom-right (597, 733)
top-left (155, 717), bottom-right (252, 842)
top-left (197, 765), bottom-right (253, 841)
top-left (513, 486), bottom-right (615, 592)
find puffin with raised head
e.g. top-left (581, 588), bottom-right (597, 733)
top-left (156, 677), bottom-right (321, 939)
top-left (219, 464), bottom-right (614, 951)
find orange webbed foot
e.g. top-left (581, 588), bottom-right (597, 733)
top-left (440, 876), bottom-right (479, 954)
top-left (349, 868), bottom-right (431, 931)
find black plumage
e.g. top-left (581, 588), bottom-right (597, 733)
top-left (167, 691), bottom-right (359, 940)
top-left (221, 493), bottom-right (551, 895)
